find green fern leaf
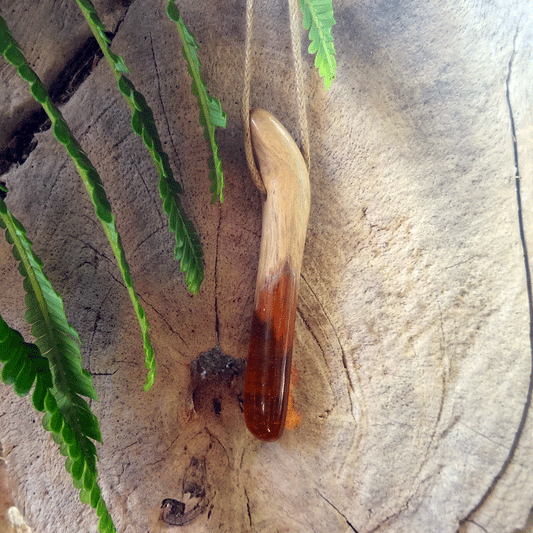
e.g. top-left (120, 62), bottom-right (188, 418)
top-left (0, 13), bottom-right (157, 390)
top-left (40, 388), bottom-right (116, 532)
top-left (0, 314), bottom-right (115, 533)
top-left (75, 0), bottom-right (205, 294)
top-left (299, 0), bottom-right (337, 89)
top-left (0, 316), bottom-right (53, 409)
top-left (167, 0), bottom-right (227, 203)
top-left (0, 198), bottom-right (97, 403)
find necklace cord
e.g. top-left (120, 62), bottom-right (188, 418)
top-left (242, 0), bottom-right (266, 193)
top-left (288, 0), bottom-right (310, 170)
top-left (242, 0), bottom-right (310, 195)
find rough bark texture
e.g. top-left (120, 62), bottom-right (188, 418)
top-left (1, 0), bottom-right (533, 532)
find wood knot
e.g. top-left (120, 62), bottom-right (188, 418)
top-left (160, 457), bottom-right (209, 526)
top-left (189, 345), bottom-right (245, 419)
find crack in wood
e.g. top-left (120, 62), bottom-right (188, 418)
top-left (507, 34), bottom-right (520, 180)
top-left (98, 263), bottom-right (190, 349)
top-left (0, 36), bottom-right (106, 176)
top-left (244, 488), bottom-right (252, 528)
top-left (148, 31), bottom-right (185, 186)
top-left (429, 297), bottom-right (448, 446)
top-left (458, 421), bottom-right (513, 449)
top-left (144, 435), bottom-right (180, 468)
top-left (131, 159), bottom-right (165, 225)
top-left (0, 109), bottom-right (47, 176)
top-left (466, 519), bottom-right (489, 532)
top-left (302, 274), bottom-right (356, 392)
top-left (102, 267), bottom-right (188, 350)
top-left (86, 285), bottom-right (113, 368)
top-left (296, 306), bottom-right (324, 354)
top-left (141, 298), bottom-right (188, 349)
top-left (67, 235), bottom-right (114, 267)
top-left (127, 224), bottom-right (166, 258)
top-left (204, 426), bottom-right (230, 467)
top-left (317, 491), bottom-right (359, 532)
top-left (388, 297), bottom-right (450, 506)
top-left (457, 25), bottom-right (533, 531)
top-left (366, 476), bottom-right (424, 533)
top-left (76, 100), bottom-right (121, 140)
top-left (300, 274), bottom-right (359, 421)
top-left (0, 1), bottom-right (134, 178)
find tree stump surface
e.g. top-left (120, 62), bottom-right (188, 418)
top-left (1, 0), bottom-right (533, 532)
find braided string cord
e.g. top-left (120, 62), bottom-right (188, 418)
top-left (242, 0), bottom-right (310, 194)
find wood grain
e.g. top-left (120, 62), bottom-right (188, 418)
top-left (0, 0), bottom-right (532, 532)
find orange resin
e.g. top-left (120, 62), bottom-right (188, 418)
top-left (244, 262), bottom-right (298, 441)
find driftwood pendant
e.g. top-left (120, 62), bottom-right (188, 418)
top-left (243, 108), bottom-right (311, 441)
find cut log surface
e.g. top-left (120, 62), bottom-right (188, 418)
top-left (0, 0), bottom-right (532, 532)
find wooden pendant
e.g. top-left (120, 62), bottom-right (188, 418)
top-left (243, 108), bottom-right (311, 441)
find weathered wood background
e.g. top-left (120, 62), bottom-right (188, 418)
top-left (1, 0), bottom-right (533, 531)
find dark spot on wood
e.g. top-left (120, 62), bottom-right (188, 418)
top-left (189, 344), bottom-right (245, 418)
top-left (161, 498), bottom-right (185, 522)
top-left (0, 110), bottom-right (47, 176)
top-left (0, 37), bottom-right (105, 177)
top-left (190, 344), bottom-right (245, 383)
top-left (213, 397), bottom-right (221, 416)
top-left (48, 37), bottom-right (104, 106)
top-left (183, 456), bottom-right (206, 498)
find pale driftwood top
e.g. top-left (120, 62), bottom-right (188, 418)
top-left (250, 107), bottom-right (310, 290)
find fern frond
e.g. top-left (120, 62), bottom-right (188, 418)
top-left (166, 0), bottom-right (227, 204)
top-left (0, 315), bottom-right (52, 399)
top-left (0, 197), bottom-right (97, 403)
top-left (299, 0), bottom-right (337, 89)
top-left (75, 0), bottom-right (205, 293)
top-left (0, 14), bottom-right (156, 390)
top-left (0, 210), bottom-right (116, 533)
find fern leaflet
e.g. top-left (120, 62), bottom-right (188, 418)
top-left (299, 0), bottom-right (337, 89)
top-left (0, 315), bottom-right (52, 400)
top-left (75, 0), bottom-right (205, 292)
top-left (0, 13), bottom-right (156, 390)
top-left (0, 201), bottom-right (116, 533)
top-left (166, 0), bottom-right (227, 204)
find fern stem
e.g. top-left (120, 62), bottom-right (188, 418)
top-left (0, 12), bottom-right (156, 391)
top-left (75, 0), bottom-right (205, 292)
top-left (0, 199), bottom-right (116, 533)
top-left (0, 207), bottom-right (75, 400)
top-left (85, 19), bottom-right (122, 84)
top-left (166, 0), bottom-right (227, 204)
top-left (44, 101), bottom-right (157, 391)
